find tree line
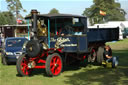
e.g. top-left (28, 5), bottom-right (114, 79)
top-left (83, 0), bottom-right (126, 25)
top-left (0, 0), bottom-right (126, 25)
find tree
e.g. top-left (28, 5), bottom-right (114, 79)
top-left (0, 11), bottom-right (16, 25)
top-left (83, 0), bottom-right (126, 25)
top-left (0, 12), bottom-right (7, 25)
top-left (6, 0), bottom-right (26, 21)
top-left (49, 8), bottom-right (59, 14)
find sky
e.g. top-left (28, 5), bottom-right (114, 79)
top-left (0, 0), bottom-right (128, 19)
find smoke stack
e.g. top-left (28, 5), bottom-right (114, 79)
top-left (31, 9), bottom-right (38, 40)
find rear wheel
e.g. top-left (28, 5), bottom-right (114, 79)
top-left (45, 53), bottom-right (63, 76)
top-left (16, 54), bottom-right (31, 76)
top-left (97, 46), bottom-right (105, 64)
top-left (88, 48), bottom-right (96, 62)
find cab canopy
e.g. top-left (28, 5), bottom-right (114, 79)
top-left (26, 13), bottom-right (87, 36)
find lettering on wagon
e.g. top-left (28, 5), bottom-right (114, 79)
top-left (51, 37), bottom-right (77, 48)
top-left (51, 37), bottom-right (70, 42)
top-left (60, 44), bottom-right (77, 47)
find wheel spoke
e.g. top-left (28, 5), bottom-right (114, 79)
top-left (55, 57), bottom-right (58, 63)
top-left (25, 68), bottom-right (29, 75)
top-left (20, 57), bottom-right (30, 75)
top-left (48, 54), bottom-right (62, 76)
top-left (57, 67), bottom-right (60, 72)
top-left (50, 62), bottom-right (54, 66)
top-left (21, 62), bottom-right (27, 66)
top-left (53, 58), bottom-right (56, 64)
top-left (21, 67), bottom-right (25, 73)
top-left (56, 58), bottom-right (60, 64)
top-left (54, 68), bottom-right (57, 74)
top-left (51, 66), bottom-right (55, 71)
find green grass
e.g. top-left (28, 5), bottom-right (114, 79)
top-left (0, 39), bottom-right (128, 85)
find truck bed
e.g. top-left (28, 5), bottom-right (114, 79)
top-left (87, 27), bottom-right (119, 43)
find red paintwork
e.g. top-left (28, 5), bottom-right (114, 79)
top-left (21, 57), bottom-right (31, 75)
top-left (82, 56), bottom-right (86, 61)
top-left (34, 66), bottom-right (45, 69)
top-left (92, 49), bottom-right (95, 53)
top-left (57, 48), bottom-right (63, 53)
top-left (37, 59), bottom-right (46, 63)
top-left (20, 48), bottom-right (63, 75)
top-left (91, 49), bottom-right (96, 57)
top-left (50, 55), bottom-right (62, 75)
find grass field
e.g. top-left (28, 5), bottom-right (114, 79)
top-left (0, 39), bottom-right (128, 85)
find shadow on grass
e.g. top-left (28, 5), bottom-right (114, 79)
top-left (64, 49), bottom-right (128, 85)
top-left (16, 69), bottom-right (49, 77)
top-left (16, 64), bottom-right (85, 77)
top-left (31, 69), bottom-right (48, 77)
top-left (64, 67), bottom-right (128, 85)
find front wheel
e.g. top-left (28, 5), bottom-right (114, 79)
top-left (16, 54), bottom-right (31, 76)
top-left (45, 53), bottom-right (63, 76)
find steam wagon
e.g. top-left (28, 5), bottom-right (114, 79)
top-left (16, 10), bottom-right (119, 76)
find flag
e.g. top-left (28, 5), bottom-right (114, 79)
top-left (17, 19), bottom-right (22, 24)
top-left (100, 10), bottom-right (106, 16)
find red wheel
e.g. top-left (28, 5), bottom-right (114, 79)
top-left (45, 53), bottom-right (63, 76)
top-left (88, 48), bottom-right (96, 62)
top-left (16, 54), bottom-right (31, 76)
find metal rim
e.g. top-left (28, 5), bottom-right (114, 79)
top-left (50, 56), bottom-right (62, 75)
top-left (20, 57), bottom-right (30, 75)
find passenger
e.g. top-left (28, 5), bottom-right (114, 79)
top-left (104, 45), bottom-right (118, 67)
top-left (58, 28), bottom-right (65, 36)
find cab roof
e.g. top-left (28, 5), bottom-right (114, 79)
top-left (25, 13), bottom-right (86, 19)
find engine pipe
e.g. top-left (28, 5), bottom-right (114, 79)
top-left (31, 9), bottom-right (38, 40)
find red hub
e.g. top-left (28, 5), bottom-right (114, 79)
top-left (50, 56), bottom-right (62, 75)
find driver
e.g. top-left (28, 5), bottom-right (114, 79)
top-left (61, 25), bottom-right (74, 35)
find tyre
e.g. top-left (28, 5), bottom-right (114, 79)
top-left (97, 46), bottom-right (105, 64)
top-left (45, 53), bottom-right (63, 76)
top-left (16, 54), bottom-right (31, 76)
top-left (1, 55), bottom-right (8, 65)
top-left (26, 40), bottom-right (42, 58)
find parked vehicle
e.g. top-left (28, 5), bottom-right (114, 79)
top-left (0, 37), bottom-right (2, 51)
top-left (16, 10), bottom-right (119, 77)
top-left (1, 37), bottom-right (28, 65)
top-left (123, 27), bottom-right (128, 38)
